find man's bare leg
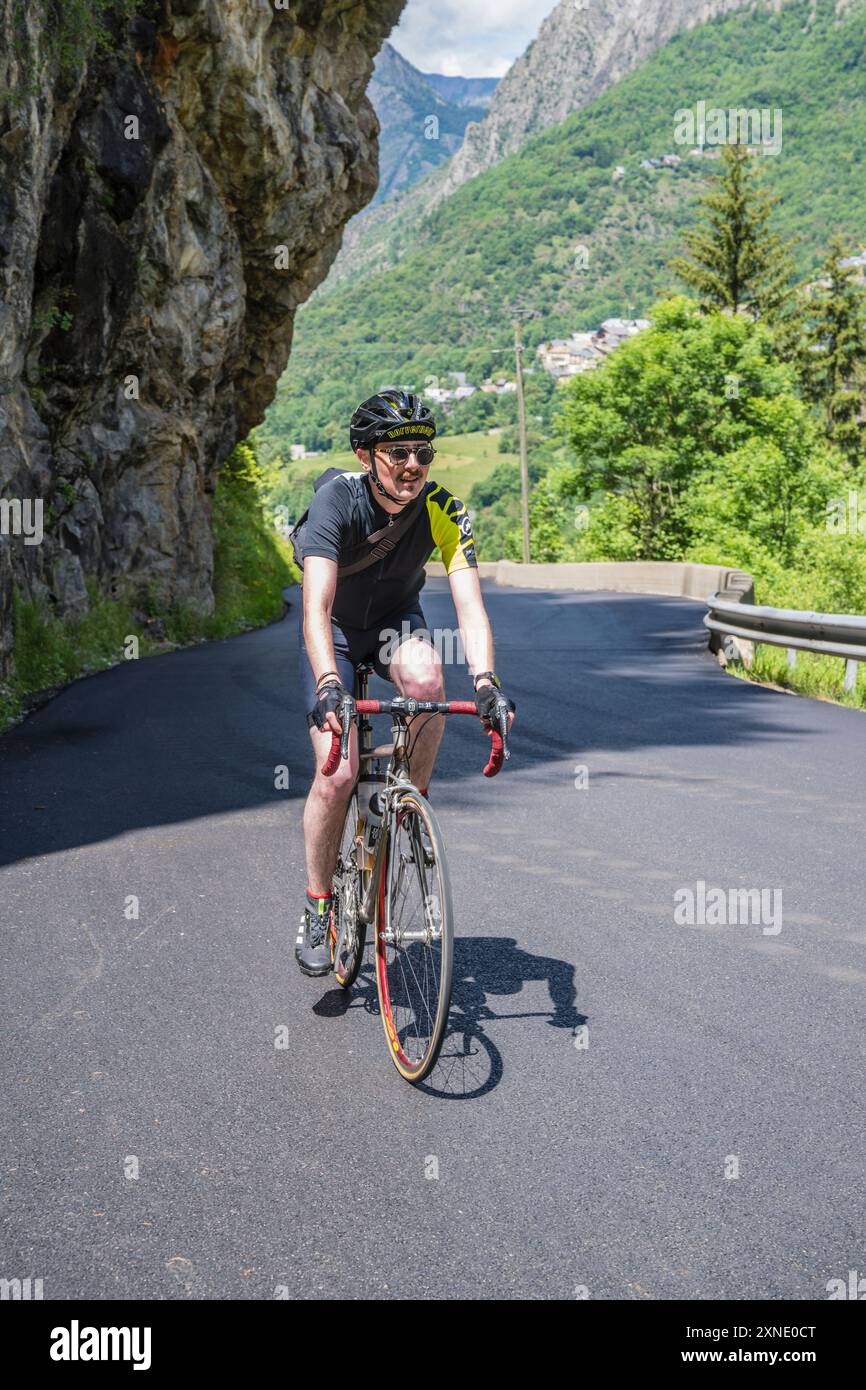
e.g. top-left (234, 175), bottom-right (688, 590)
top-left (303, 724), bottom-right (358, 895)
top-left (389, 637), bottom-right (445, 792)
top-left (302, 637), bottom-right (443, 895)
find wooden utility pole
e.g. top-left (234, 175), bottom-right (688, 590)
top-left (514, 318), bottom-right (531, 564)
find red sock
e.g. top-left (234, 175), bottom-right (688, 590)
top-left (419, 786), bottom-right (429, 797)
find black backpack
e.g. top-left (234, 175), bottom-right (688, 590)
top-left (290, 468), bottom-right (424, 577)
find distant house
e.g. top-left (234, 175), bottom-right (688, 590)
top-left (601, 317), bottom-right (651, 340)
top-left (454, 385), bottom-right (476, 399)
top-left (662, 153), bottom-right (682, 167)
top-left (290, 444), bottom-right (307, 461)
top-left (537, 319), bottom-right (651, 381)
top-left (537, 335), bottom-right (603, 379)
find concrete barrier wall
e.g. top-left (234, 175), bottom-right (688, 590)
top-left (426, 560), bottom-right (754, 604)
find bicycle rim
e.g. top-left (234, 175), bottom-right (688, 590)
top-left (331, 794), bottom-right (367, 989)
top-left (375, 791), bottom-right (453, 1083)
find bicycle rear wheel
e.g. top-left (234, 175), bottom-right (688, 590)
top-left (330, 793), bottom-right (367, 989)
top-left (375, 790), bottom-right (454, 1083)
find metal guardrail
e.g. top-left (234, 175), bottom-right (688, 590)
top-left (704, 594), bottom-right (866, 693)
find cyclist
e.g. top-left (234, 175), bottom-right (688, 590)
top-left (295, 388), bottom-right (515, 976)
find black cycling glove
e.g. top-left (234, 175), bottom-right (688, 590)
top-left (309, 680), bottom-right (356, 731)
top-left (475, 684), bottom-right (515, 727)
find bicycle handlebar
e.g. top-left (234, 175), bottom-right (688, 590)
top-left (320, 696), bottom-right (509, 779)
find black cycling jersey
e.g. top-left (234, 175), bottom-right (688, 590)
top-left (300, 471), bottom-right (477, 629)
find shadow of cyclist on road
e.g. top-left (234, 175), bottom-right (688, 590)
top-left (415, 935), bottom-right (587, 1099)
top-left (316, 934), bottom-right (587, 1099)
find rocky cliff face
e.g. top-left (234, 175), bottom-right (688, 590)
top-left (0, 0), bottom-right (404, 681)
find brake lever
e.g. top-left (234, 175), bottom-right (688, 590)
top-left (497, 696), bottom-right (511, 761)
top-left (339, 696), bottom-right (353, 761)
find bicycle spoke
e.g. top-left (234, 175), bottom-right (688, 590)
top-left (331, 796), bottom-right (366, 988)
top-left (376, 795), bottom-right (452, 1080)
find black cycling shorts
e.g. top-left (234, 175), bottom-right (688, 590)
top-left (299, 603), bottom-right (430, 726)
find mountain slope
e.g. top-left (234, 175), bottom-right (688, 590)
top-left (260, 0), bottom-right (866, 455)
top-left (420, 70), bottom-right (498, 110)
top-left (440, 0), bottom-right (754, 193)
top-left (330, 0), bottom-right (757, 286)
top-left (369, 43), bottom-right (496, 206)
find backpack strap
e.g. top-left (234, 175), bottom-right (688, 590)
top-left (336, 492), bottom-right (425, 577)
top-left (290, 471), bottom-right (425, 576)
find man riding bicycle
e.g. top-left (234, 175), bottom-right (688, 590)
top-left (295, 388), bottom-right (515, 977)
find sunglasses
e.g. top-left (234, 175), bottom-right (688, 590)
top-left (377, 444), bottom-right (436, 468)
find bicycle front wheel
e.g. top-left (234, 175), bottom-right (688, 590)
top-left (375, 790), bottom-right (454, 1083)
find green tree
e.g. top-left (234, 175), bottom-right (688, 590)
top-left (670, 144), bottom-right (796, 323)
top-left (557, 298), bottom-right (798, 558)
top-left (798, 236), bottom-right (866, 469)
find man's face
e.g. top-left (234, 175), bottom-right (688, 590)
top-left (358, 437), bottom-right (432, 503)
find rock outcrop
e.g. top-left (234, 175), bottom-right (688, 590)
top-left (0, 0), bottom-right (404, 681)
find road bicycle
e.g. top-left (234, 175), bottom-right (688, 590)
top-left (321, 661), bottom-right (509, 1084)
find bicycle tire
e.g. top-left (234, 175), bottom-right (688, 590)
top-left (375, 790), bottom-right (454, 1084)
top-left (331, 793), bottom-right (367, 989)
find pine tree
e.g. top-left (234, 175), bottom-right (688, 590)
top-left (670, 144), bottom-right (796, 323)
top-left (799, 236), bottom-right (866, 470)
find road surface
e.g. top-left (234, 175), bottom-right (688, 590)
top-left (2, 580), bottom-right (864, 1299)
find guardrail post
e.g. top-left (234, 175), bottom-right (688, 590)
top-left (844, 659), bottom-right (858, 694)
top-left (787, 648), bottom-right (797, 672)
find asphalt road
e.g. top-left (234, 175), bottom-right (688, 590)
top-left (1, 579), bottom-right (865, 1300)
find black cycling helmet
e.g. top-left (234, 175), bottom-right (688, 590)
top-left (349, 389), bottom-right (437, 505)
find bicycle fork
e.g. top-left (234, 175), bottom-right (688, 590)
top-left (358, 791), bottom-right (439, 949)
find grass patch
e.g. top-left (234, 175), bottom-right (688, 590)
top-left (200, 440), bottom-right (295, 639)
top-left (726, 645), bottom-right (866, 712)
top-left (11, 581), bottom-right (146, 695)
top-left (276, 428), bottom-right (508, 511)
top-left (430, 432), bottom-right (518, 499)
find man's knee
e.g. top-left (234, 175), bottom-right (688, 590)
top-left (308, 733), bottom-right (357, 799)
top-left (392, 637), bottom-right (444, 700)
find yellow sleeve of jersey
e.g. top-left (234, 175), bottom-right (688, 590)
top-left (426, 486), bottom-right (478, 574)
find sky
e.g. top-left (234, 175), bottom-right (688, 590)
top-left (390, 0), bottom-right (559, 78)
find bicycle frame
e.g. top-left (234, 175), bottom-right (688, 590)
top-left (324, 666), bottom-right (508, 1082)
top-left (327, 665), bottom-right (508, 960)
top-left (354, 674), bottom-right (423, 933)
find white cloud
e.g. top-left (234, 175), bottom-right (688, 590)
top-left (390, 0), bottom-right (559, 77)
